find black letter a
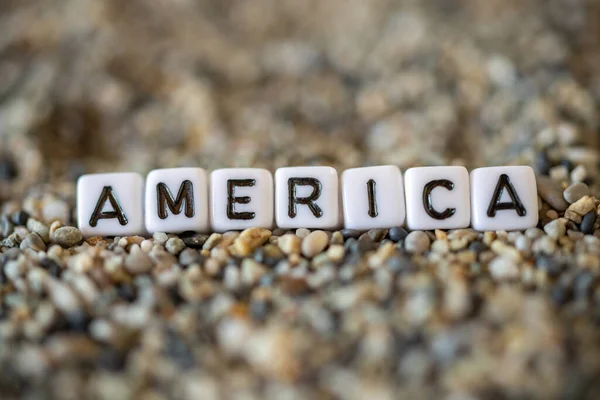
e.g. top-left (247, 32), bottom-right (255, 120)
top-left (487, 174), bottom-right (527, 217)
top-left (89, 186), bottom-right (128, 227)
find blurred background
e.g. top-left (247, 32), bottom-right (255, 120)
top-left (1, 2), bottom-right (600, 399)
top-left (1, 0), bottom-right (599, 194)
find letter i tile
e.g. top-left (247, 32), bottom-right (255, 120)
top-left (210, 168), bottom-right (273, 232)
top-left (77, 173), bottom-right (145, 237)
top-left (145, 168), bottom-right (209, 234)
top-left (341, 165), bottom-right (405, 230)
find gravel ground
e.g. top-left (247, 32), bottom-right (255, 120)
top-left (1, 0), bottom-right (600, 399)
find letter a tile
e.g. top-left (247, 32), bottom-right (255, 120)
top-left (275, 166), bottom-right (340, 229)
top-left (470, 166), bottom-right (538, 231)
top-left (77, 173), bottom-right (145, 237)
top-left (145, 168), bottom-right (209, 234)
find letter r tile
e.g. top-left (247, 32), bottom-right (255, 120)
top-left (275, 166), bottom-right (340, 229)
top-left (405, 166), bottom-right (470, 230)
top-left (210, 168), bottom-right (273, 232)
top-left (470, 166), bottom-right (538, 231)
top-left (77, 172), bottom-right (145, 237)
top-left (145, 168), bottom-right (209, 234)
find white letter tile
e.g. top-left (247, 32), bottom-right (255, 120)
top-left (145, 168), bottom-right (209, 234)
top-left (77, 173), bottom-right (145, 237)
top-left (342, 165), bottom-right (405, 230)
top-left (210, 168), bottom-right (274, 232)
top-left (275, 166), bottom-right (339, 229)
top-left (471, 166), bottom-right (538, 231)
top-left (405, 166), bottom-right (470, 230)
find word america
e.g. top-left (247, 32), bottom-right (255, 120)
top-left (77, 165), bottom-right (539, 237)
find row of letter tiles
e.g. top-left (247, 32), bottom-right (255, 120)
top-left (76, 165), bottom-right (539, 237)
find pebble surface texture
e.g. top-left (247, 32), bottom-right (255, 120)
top-left (1, 0), bottom-right (600, 399)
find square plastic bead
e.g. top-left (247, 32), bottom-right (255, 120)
top-left (471, 166), bottom-right (539, 231)
top-left (275, 166), bottom-right (340, 229)
top-left (341, 165), bottom-right (406, 230)
top-left (77, 173), bottom-right (145, 237)
top-left (210, 168), bottom-right (274, 232)
top-left (405, 166), bottom-right (470, 230)
top-left (145, 168), bottom-right (209, 234)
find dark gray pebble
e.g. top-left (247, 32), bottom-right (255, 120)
top-left (181, 234), bottom-right (208, 249)
top-left (388, 227), bottom-right (408, 242)
top-left (253, 248), bottom-right (282, 267)
top-left (574, 271), bottom-right (595, 299)
top-left (10, 210), bottom-right (30, 226)
top-left (560, 159), bottom-right (575, 172)
top-left (116, 284), bottom-right (137, 302)
top-left (1, 216), bottom-right (13, 238)
top-left (534, 151), bottom-right (551, 175)
top-left (165, 329), bottom-right (195, 369)
top-left (386, 255), bottom-right (415, 273)
top-left (0, 156), bottom-right (17, 181)
top-left (580, 211), bottom-right (597, 235)
top-left (66, 311), bottom-right (91, 332)
top-left (536, 256), bottom-right (564, 278)
top-left (340, 229), bottom-right (363, 239)
top-left (551, 284), bottom-right (571, 306)
top-left (351, 239), bottom-right (378, 253)
top-left (468, 241), bottom-right (488, 255)
top-left (39, 258), bottom-right (63, 277)
top-left (96, 348), bottom-right (127, 371)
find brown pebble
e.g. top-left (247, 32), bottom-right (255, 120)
top-left (301, 231), bottom-right (329, 258)
top-left (537, 176), bottom-right (569, 211)
top-left (50, 226), bottom-right (83, 248)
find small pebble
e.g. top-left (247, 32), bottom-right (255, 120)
top-left (489, 257), bottom-right (519, 280)
top-left (405, 231), bottom-right (430, 254)
top-left (26, 219), bottom-right (50, 242)
top-left (296, 228), bottom-right (311, 238)
top-left (203, 233), bottom-right (222, 250)
top-left (153, 232), bottom-right (169, 245)
top-left (50, 226), bottom-right (83, 248)
top-left (241, 259), bottom-right (268, 285)
top-left (340, 229), bottom-right (362, 239)
top-left (0, 156), bottom-right (17, 180)
top-left (302, 231), bottom-right (329, 258)
top-left (125, 245), bottom-right (153, 274)
top-left (534, 151), bottom-right (551, 175)
top-left (563, 182), bottom-right (589, 204)
top-left (367, 228), bottom-right (388, 242)
top-left (544, 218), bottom-right (566, 239)
top-left (549, 165), bottom-right (569, 182)
top-left (11, 210), bottom-right (30, 226)
top-left (231, 228), bottom-right (271, 257)
top-left (388, 226), bottom-right (408, 242)
top-left (1, 216), bottom-right (14, 237)
top-left (571, 165), bottom-right (587, 183)
top-left (537, 176), bottom-right (569, 211)
top-left (580, 211), bottom-right (597, 235)
top-left (278, 234), bottom-right (302, 255)
top-left (181, 234), bottom-right (207, 249)
top-left (20, 233), bottom-right (46, 252)
top-left (165, 237), bottom-right (186, 255)
top-left (565, 196), bottom-right (595, 224)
